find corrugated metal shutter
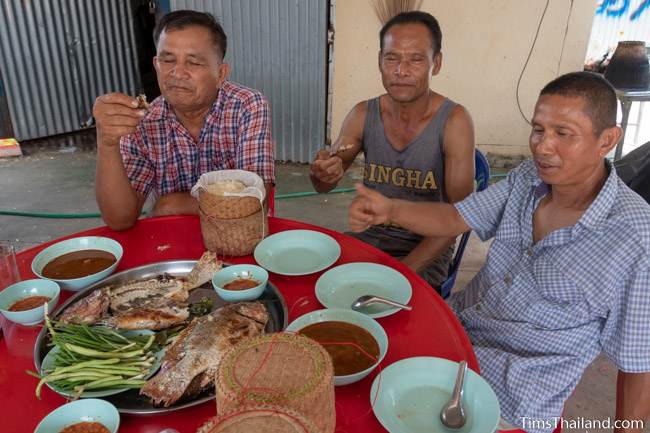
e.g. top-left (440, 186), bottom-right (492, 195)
top-left (170, 0), bottom-right (327, 162)
top-left (0, 0), bottom-right (139, 140)
top-left (586, 1), bottom-right (650, 61)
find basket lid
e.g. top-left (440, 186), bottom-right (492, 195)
top-left (198, 405), bottom-right (317, 433)
top-left (217, 333), bottom-right (334, 405)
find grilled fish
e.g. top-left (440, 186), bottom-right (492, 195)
top-left (109, 275), bottom-right (186, 312)
top-left (56, 252), bottom-right (222, 329)
top-left (101, 305), bottom-right (190, 330)
top-left (59, 287), bottom-right (110, 324)
top-left (140, 302), bottom-right (268, 407)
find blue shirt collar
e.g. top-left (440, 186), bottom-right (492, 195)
top-left (529, 159), bottom-right (619, 232)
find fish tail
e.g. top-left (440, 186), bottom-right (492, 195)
top-left (140, 365), bottom-right (192, 407)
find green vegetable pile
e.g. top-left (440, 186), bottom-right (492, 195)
top-left (28, 316), bottom-right (165, 399)
top-left (189, 297), bottom-right (213, 318)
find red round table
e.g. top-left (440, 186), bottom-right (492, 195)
top-left (1, 215), bottom-right (480, 433)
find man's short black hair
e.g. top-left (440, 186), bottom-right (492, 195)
top-left (154, 10), bottom-right (227, 59)
top-left (379, 11), bottom-right (442, 55)
top-left (540, 71), bottom-right (617, 136)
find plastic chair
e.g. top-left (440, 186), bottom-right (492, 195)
top-left (439, 149), bottom-right (490, 298)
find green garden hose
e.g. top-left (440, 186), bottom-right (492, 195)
top-left (0, 174), bottom-right (508, 219)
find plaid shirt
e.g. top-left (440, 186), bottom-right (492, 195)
top-left (450, 159), bottom-right (650, 433)
top-left (120, 80), bottom-right (275, 197)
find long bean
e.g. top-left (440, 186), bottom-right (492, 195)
top-left (63, 343), bottom-right (144, 359)
top-left (46, 358), bottom-right (120, 375)
top-left (78, 379), bottom-right (145, 391)
top-left (30, 315), bottom-right (166, 400)
top-left (36, 372), bottom-right (112, 398)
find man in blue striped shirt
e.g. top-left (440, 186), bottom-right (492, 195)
top-left (349, 72), bottom-right (650, 433)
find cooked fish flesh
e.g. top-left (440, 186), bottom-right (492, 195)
top-left (136, 93), bottom-right (149, 109)
top-left (101, 305), bottom-right (190, 330)
top-left (140, 302), bottom-right (268, 407)
top-left (56, 251), bottom-right (222, 329)
top-left (59, 287), bottom-right (110, 324)
top-left (110, 275), bottom-right (186, 312)
top-left (182, 251), bottom-right (222, 291)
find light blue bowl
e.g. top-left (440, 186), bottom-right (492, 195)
top-left (285, 308), bottom-right (388, 386)
top-left (34, 398), bottom-right (120, 433)
top-left (31, 236), bottom-right (123, 292)
top-left (212, 264), bottom-right (268, 302)
top-left (0, 279), bottom-right (60, 326)
top-left (370, 357), bottom-right (500, 433)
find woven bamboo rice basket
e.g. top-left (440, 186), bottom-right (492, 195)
top-left (199, 207), bottom-right (267, 257)
top-left (215, 333), bottom-right (336, 433)
top-left (197, 405), bottom-right (318, 433)
top-left (199, 189), bottom-right (261, 220)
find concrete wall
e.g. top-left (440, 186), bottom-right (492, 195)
top-left (331, 0), bottom-right (597, 156)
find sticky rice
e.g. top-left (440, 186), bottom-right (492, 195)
top-left (204, 180), bottom-right (246, 196)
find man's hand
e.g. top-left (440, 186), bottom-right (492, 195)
top-left (310, 149), bottom-right (344, 185)
top-left (93, 93), bottom-right (146, 148)
top-left (349, 183), bottom-right (393, 232)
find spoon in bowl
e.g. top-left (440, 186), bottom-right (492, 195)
top-left (440, 360), bottom-right (468, 429)
top-left (351, 295), bottom-right (412, 311)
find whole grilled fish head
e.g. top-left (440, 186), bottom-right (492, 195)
top-left (59, 287), bottom-right (110, 325)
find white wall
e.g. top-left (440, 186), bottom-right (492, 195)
top-left (331, 0), bottom-right (597, 156)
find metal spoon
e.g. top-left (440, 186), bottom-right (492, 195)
top-left (440, 360), bottom-right (468, 429)
top-left (350, 295), bottom-right (412, 311)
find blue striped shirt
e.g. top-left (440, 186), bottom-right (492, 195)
top-left (450, 159), bottom-right (650, 433)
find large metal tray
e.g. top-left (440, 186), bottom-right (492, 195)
top-left (33, 260), bottom-right (288, 415)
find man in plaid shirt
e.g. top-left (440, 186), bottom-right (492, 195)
top-left (349, 72), bottom-right (650, 433)
top-left (93, 11), bottom-right (274, 230)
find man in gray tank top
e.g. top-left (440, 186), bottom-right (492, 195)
top-left (310, 11), bottom-right (475, 292)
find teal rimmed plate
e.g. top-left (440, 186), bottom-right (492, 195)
top-left (315, 262), bottom-right (412, 318)
top-left (370, 357), bottom-right (500, 433)
top-left (254, 230), bottom-right (341, 275)
top-left (39, 330), bottom-right (164, 399)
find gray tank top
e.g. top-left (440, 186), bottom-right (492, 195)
top-left (362, 96), bottom-right (456, 240)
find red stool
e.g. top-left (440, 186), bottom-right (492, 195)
top-left (267, 185), bottom-right (275, 217)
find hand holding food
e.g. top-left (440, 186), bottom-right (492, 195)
top-left (93, 92), bottom-right (147, 148)
top-left (136, 94), bottom-right (150, 109)
top-left (311, 149), bottom-right (344, 185)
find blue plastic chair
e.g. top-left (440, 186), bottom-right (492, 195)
top-left (439, 149), bottom-right (490, 298)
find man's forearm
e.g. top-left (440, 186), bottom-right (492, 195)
top-left (615, 371), bottom-right (650, 433)
top-left (95, 145), bottom-right (142, 230)
top-left (389, 200), bottom-right (469, 238)
top-left (402, 236), bottom-right (457, 273)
